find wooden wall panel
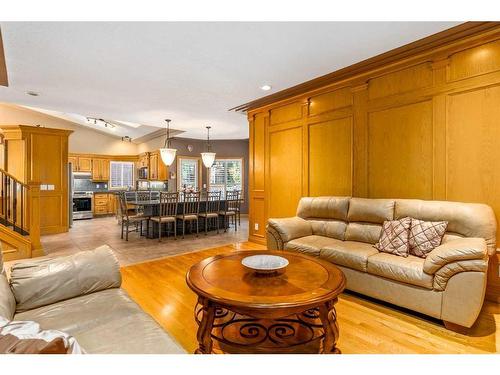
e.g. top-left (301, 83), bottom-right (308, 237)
top-left (446, 85), bottom-right (500, 238)
top-left (246, 28), bottom-right (500, 301)
top-left (367, 101), bottom-right (433, 199)
top-left (268, 126), bottom-right (303, 218)
top-left (269, 103), bottom-right (302, 125)
top-left (308, 117), bottom-right (352, 196)
top-left (448, 39), bottom-right (500, 81)
top-left (368, 63), bottom-right (433, 99)
top-left (309, 87), bottom-right (352, 116)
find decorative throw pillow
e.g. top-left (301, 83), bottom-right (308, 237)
top-left (373, 217), bottom-right (412, 257)
top-left (0, 317), bottom-right (84, 354)
top-left (409, 219), bottom-right (448, 258)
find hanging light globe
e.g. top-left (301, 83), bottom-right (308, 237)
top-left (159, 119), bottom-right (177, 166)
top-left (201, 126), bottom-right (216, 168)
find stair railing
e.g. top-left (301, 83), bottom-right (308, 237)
top-left (0, 168), bottom-right (41, 251)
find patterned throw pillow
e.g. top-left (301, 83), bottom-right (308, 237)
top-left (373, 217), bottom-right (412, 257)
top-left (409, 219), bottom-right (448, 258)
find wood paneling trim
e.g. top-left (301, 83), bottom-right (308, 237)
top-left (232, 23), bottom-right (500, 112)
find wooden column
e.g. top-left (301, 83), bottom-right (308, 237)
top-left (27, 182), bottom-right (42, 256)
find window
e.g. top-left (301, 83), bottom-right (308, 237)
top-left (110, 161), bottom-right (134, 189)
top-left (177, 157), bottom-right (200, 190)
top-left (209, 158), bottom-right (243, 198)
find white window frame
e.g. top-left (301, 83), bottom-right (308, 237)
top-left (109, 161), bottom-right (135, 190)
top-left (208, 157), bottom-right (244, 199)
top-left (177, 156), bottom-right (202, 191)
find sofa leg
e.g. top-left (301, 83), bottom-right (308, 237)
top-left (443, 320), bottom-right (470, 334)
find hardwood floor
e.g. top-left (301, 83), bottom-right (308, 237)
top-left (121, 242), bottom-right (500, 354)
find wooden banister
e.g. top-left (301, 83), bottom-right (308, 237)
top-left (0, 168), bottom-right (41, 255)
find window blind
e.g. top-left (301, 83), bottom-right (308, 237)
top-left (110, 161), bottom-right (134, 189)
top-left (209, 159), bottom-right (243, 197)
top-left (179, 159), bottom-right (199, 189)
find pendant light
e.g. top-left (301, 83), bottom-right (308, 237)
top-left (160, 119), bottom-right (177, 166)
top-left (201, 126), bottom-right (216, 168)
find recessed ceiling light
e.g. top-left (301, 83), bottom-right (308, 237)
top-left (260, 85), bottom-right (272, 91)
top-left (26, 91), bottom-right (40, 97)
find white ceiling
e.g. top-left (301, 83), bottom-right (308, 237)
top-left (0, 22), bottom-right (460, 139)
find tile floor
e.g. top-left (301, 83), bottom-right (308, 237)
top-left (32, 215), bottom-right (249, 266)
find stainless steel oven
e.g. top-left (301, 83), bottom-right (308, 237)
top-left (72, 191), bottom-right (93, 220)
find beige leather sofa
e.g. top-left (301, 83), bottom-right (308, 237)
top-left (267, 197), bottom-right (497, 328)
top-left (0, 245), bottom-right (185, 354)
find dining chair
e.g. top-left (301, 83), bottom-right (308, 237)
top-left (219, 190), bottom-right (239, 232)
top-left (232, 190), bottom-right (242, 227)
top-left (176, 191), bottom-right (200, 238)
top-left (118, 192), bottom-right (146, 241)
top-left (198, 191), bottom-right (221, 235)
top-left (149, 191), bottom-right (178, 241)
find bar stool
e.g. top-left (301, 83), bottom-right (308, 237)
top-left (176, 191), bottom-right (200, 238)
top-left (219, 190), bottom-right (239, 232)
top-left (149, 192), bottom-right (178, 241)
top-left (198, 191), bottom-right (221, 234)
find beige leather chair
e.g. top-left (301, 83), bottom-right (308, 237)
top-left (0, 246), bottom-right (185, 354)
top-left (267, 197), bottom-right (497, 329)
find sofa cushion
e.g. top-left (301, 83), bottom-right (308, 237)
top-left (320, 241), bottom-right (379, 272)
top-left (367, 253), bottom-right (434, 289)
top-left (347, 198), bottom-right (395, 224)
top-left (409, 219), bottom-right (448, 258)
top-left (373, 217), bottom-right (412, 257)
top-left (309, 220), bottom-right (347, 240)
top-left (344, 222), bottom-right (382, 244)
top-left (284, 235), bottom-right (338, 257)
top-left (14, 288), bottom-right (184, 354)
top-left (10, 246), bottom-right (121, 312)
top-left (296, 196), bottom-right (350, 221)
top-left (0, 275), bottom-right (15, 320)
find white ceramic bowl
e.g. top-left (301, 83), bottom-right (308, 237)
top-left (241, 254), bottom-right (289, 274)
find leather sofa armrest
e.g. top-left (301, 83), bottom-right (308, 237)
top-left (267, 217), bottom-right (313, 249)
top-left (423, 238), bottom-right (487, 274)
top-left (10, 245), bottom-right (121, 312)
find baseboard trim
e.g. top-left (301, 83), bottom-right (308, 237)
top-left (248, 235), bottom-right (266, 245)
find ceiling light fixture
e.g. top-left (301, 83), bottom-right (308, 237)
top-left (260, 85), bottom-right (272, 91)
top-left (121, 136), bottom-right (132, 143)
top-left (26, 91), bottom-right (40, 96)
top-left (201, 126), bottom-right (216, 168)
top-left (159, 119), bottom-right (177, 167)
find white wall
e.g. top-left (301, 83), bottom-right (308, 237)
top-left (0, 103), bottom-right (139, 155)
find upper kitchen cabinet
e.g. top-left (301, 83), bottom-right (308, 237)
top-left (138, 153), bottom-right (149, 168)
top-left (149, 150), bottom-right (168, 181)
top-left (69, 155), bottom-right (92, 172)
top-left (92, 158), bottom-right (109, 181)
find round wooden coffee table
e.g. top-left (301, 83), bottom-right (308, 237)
top-left (186, 250), bottom-right (346, 354)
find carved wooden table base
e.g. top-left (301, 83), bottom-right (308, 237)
top-left (194, 296), bottom-right (341, 354)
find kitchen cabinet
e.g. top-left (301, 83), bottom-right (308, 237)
top-left (92, 158), bottom-right (109, 181)
top-left (70, 156), bottom-right (92, 172)
top-left (93, 193), bottom-right (117, 215)
top-left (149, 151), bottom-right (168, 181)
top-left (138, 153), bottom-right (149, 168)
